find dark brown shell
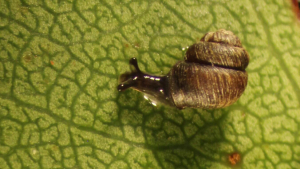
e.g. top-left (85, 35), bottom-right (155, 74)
top-left (168, 62), bottom-right (248, 109)
top-left (168, 29), bottom-right (249, 109)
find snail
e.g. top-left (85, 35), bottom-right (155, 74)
top-left (117, 29), bottom-right (249, 109)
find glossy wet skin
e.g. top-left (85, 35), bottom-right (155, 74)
top-left (117, 58), bottom-right (173, 106)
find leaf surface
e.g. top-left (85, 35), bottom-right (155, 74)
top-left (0, 0), bottom-right (300, 168)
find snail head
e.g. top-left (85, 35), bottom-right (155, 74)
top-left (117, 58), bottom-right (142, 92)
top-left (117, 58), bottom-right (169, 106)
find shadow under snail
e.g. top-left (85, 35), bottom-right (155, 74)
top-left (117, 29), bottom-right (249, 109)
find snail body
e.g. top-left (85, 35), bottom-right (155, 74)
top-left (118, 29), bottom-right (249, 109)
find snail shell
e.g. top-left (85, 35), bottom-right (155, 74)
top-left (118, 29), bottom-right (249, 109)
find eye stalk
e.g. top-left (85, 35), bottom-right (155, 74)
top-left (129, 57), bottom-right (141, 73)
top-left (117, 58), bottom-right (141, 92)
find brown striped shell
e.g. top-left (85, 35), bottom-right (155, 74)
top-left (168, 29), bottom-right (249, 109)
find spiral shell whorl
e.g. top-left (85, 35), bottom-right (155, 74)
top-left (201, 29), bottom-right (242, 47)
top-left (169, 29), bottom-right (249, 109)
top-left (185, 29), bottom-right (249, 70)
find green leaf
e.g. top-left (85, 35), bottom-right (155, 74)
top-left (0, 0), bottom-right (300, 168)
